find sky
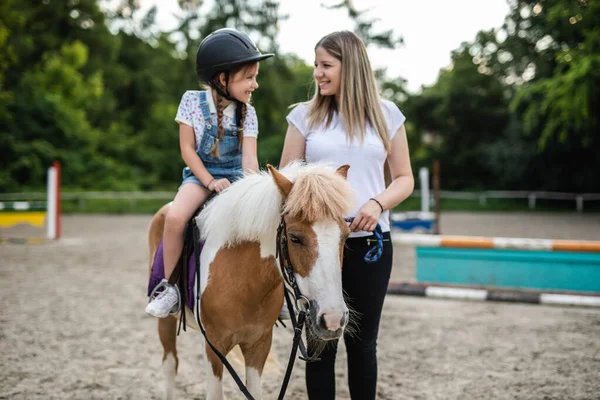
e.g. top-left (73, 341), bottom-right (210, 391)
top-left (121, 0), bottom-right (511, 93)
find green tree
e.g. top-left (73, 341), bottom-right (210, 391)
top-left (2, 41), bottom-right (132, 189)
top-left (404, 0), bottom-right (599, 191)
top-left (0, 0), bottom-right (140, 190)
top-left (470, 0), bottom-right (599, 149)
top-left (407, 47), bottom-right (510, 189)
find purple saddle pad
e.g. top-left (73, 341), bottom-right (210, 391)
top-left (147, 239), bottom-right (204, 310)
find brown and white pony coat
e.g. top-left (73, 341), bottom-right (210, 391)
top-left (148, 162), bottom-right (354, 400)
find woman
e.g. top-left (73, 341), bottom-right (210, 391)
top-left (279, 31), bottom-right (414, 399)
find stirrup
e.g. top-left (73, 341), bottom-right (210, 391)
top-left (148, 278), bottom-right (182, 315)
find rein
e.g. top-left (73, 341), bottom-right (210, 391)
top-left (192, 218), bottom-right (256, 399)
top-left (190, 213), bottom-right (384, 400)
top-left (192, 215), bottom-right (311, 400)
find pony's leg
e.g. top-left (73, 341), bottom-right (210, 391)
top-left (204, 340), bottom-right (226, 400)
top-left (158, 315), bottom-right (179, 400)
top-left (240, 334), bottom-right (273, 400)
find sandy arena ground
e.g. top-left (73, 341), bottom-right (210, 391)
top-left (1, 212), bottom-right (600, 399)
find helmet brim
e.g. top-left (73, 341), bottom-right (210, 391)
top-left (211, 53), bottom-right (275, 72)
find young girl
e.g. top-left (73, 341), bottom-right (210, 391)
top-left (280, 31), bottom-right (414, 399)
top-left (146, 28), bottom-right (273, 318)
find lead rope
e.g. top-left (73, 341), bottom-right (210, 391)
top-left (344, 217), bottom-right (384, 263)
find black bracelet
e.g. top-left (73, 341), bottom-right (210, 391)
top-left (206, 178), bottom-right (216, 191)
top-left (369, 198), bottom-right (384, 213)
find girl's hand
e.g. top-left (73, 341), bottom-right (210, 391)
top-left (350, 200), bottom-right (382, 232)
top-left (208, 178), bottom-right (231, 193)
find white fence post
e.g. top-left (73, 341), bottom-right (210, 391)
top-left (576, 195), bottom-right (583, 213)
top-left (479, 194), bottom-right (487, 206)
top-left (419, 167), bottom-right (430, 213)
top-left (528, 194), bottom-right (536, 209)
top-left (46, 166), bottom-right (57, 239)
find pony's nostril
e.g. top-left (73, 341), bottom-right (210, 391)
top-left (319, 314), bottom-right (327, 330)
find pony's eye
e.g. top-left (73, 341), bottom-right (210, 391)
top-left (289, 234), bottom-right (303, 245)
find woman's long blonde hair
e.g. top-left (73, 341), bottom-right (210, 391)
top-left (306, 31), bottom-right (390, 152)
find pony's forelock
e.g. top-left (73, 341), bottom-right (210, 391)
top-left (284, 166), bottom-right (354, 223)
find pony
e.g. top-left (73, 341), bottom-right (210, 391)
top-left (147, 162), bottom-right (355, 399)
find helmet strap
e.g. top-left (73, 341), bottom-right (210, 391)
top-left (211, 71), bottom-right (235, 101)
top-left (235, 101), bottom-right (243, 130)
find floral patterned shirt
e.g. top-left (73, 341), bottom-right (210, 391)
top-left (175, 89), bottom-right (258, 150)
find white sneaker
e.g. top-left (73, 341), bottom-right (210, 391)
top-left (145, 282), bottom-right (180, 318)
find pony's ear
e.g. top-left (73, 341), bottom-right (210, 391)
top-left (336, 164), bottom-right (350, 180)
top-left (267, 164), bottom-right (293, 198)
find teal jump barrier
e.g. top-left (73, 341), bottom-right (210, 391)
top-left (393, 234), bottom-right (600, 294)
top-left (416, 247), bottom-right (600, 293)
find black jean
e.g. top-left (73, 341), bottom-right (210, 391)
top-left (306, 232), bottom-right (393, 399)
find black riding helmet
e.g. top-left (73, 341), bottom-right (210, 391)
top-left (196, 28), bottom-right (274, 85)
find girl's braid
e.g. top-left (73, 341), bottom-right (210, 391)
top-left (212, 93), bottom-right (226, 157)
top-left (237, 102), bottom-right (247, 150)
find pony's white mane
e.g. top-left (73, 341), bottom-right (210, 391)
top-left (197, 161), bottom-right (352, 246)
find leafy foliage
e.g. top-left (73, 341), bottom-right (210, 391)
top-left (1, 0), bottom-right (598, 194)
top-left (403, 0), bottom-right (599, 191)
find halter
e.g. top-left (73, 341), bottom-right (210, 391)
top-left (276, 216), bottom-right (309, 308)
top-left (275, 215), bottom-right (319, 362)
top-left (275, 215), bottom-right (384, 362)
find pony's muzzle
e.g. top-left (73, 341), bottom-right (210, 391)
top-left (319, 310), bottom-right (349, 332)
top-left (307, 301), bottom-right (347, 340)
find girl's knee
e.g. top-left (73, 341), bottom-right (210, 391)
top-left (165, 208), bottom-right (190, 230)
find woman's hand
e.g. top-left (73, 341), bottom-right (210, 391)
top-left (208, 178), bottom-right (231, 193)
top-left (350, 200), bottom-right (382, 232)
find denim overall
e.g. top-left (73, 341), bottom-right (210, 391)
top-left (180, 91), bottom-right (243, 188)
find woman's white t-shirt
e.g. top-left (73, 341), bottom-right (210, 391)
top-left (286, 100), bottom-right (406, 237)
